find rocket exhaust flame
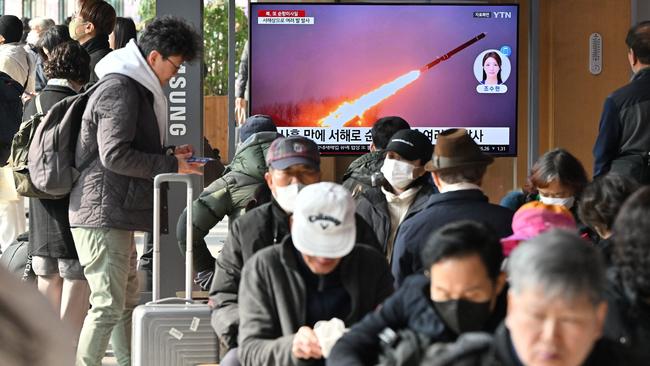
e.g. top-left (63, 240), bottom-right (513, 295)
top-left (319, 70), bottom-right (421, 129)
top-left (319, 33), bottom-right (486, 129)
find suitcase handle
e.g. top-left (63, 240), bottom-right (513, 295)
top-left (153, 173), bottom-right (194, 302)
top-left (146, 297), bottom-right (195, 306)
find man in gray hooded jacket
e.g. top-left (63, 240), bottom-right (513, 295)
top-left (68, 16), bottom-right (203, 366)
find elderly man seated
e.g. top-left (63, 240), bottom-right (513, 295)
top-left (236, 182), bottom-right (394, 366)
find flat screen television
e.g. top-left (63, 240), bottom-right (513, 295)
top-left (249, 3), bottom-right (519, 156)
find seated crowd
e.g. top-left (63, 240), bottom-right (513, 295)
top-left (4, 119), bottom-right (649, 365)
top-left (1, 6), bottom-right (650, 366)
top-left (201, 121), bottom-right (647, 366)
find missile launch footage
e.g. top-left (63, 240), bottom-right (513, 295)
top-left (320, 33), bottom-right (487, 129)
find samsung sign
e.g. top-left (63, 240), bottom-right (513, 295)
top-left (169, 65), bottom-right (188, 136)
top-left (157, 0), bottom-right (204, 299)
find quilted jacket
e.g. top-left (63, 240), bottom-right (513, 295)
top-left (69, 74), bottom-right (178, 232)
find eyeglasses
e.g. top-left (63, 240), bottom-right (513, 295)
top-left (165, 58), bottom-right (182, 72)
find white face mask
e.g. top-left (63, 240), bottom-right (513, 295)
top-left (539, 194), bottom-right (575, 209)
top-left (381, 158), bottom-right (417, 190)
top-left (274, 183), bottom-right (304, 214)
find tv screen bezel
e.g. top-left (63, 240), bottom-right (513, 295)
top-left (248, 2), bottom-right (520, 157)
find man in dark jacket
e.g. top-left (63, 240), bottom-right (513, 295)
top-left (342, 116), bottom-right (410, 195)
top-left (327, 221), bottom-right (507, 366)
top-left (593, 21), bottom-right (650, 182)
top-left (237, 182), bottom-right (394, 366)
top-left (391, 129), bottom-right (514, 286)
top-left (70, 0), bottom-right (116, 85)
top-left (0, 71), bottom-right (23, 165)
top-left (176, 115), bottom-right (279, 290)
top-left (356, 129), bottom-right (436, 261)
top-left (209, 136), bottom-right (381, 360)
top-left (68, 17), bottom-right (203, 366)
top-left (421, 230), bottom-right (640, 366)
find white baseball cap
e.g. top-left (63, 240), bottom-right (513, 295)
top-left (291, 182), bottom-right (357, 259)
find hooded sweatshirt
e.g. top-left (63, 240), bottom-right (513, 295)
top-left (94, 39), bottom-right (167, 144)
top-left (0, 43), bottom-right (35, 93)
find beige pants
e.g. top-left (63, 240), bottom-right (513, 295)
top-left (72, 228), bottom-right (139, 366)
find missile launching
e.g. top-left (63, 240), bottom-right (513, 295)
top-left (320, 33), bottom-right (487, 129)
top-left (420, 32), bottom-right (486, 72)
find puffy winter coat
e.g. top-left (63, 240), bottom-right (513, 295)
top-left (176, 131), bottom-right (281, 272)
top-left (342, 150), bottom-right (386, 195)
top-left (355, 179), bottom-right (436, 257)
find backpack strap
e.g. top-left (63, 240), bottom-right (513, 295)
top-left (34, 94), bottom-right (43, 115)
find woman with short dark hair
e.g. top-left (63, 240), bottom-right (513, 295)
top-left (578, 174), bottom-right (638, 265)
top-left (25, 40), bottom-right (91, 349)
top-left (499, 148), bottom-right (593, 241)
top-left (500, 148), bottom-right (589, 212)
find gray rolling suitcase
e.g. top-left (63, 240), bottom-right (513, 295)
top-left (132, 173), bottom-right (218, 365)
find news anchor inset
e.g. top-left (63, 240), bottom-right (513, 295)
top-left (474, 49), bottom-right (511, 94)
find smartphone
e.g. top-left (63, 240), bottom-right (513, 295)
top-left (186, 157), bottom-right (215, 164)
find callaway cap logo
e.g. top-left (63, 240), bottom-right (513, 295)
top-left (308, 213), bottom-right (341, 230)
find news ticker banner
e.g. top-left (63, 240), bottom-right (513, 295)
top-left (277, 127), bottom-right (510, 154)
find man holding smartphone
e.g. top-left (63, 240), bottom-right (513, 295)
top-left (68, 16), bottom-right (204, 366)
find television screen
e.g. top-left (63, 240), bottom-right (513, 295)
top-left (250, 3), bottom-right (519, 155)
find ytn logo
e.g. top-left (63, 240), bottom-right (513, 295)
top-left (493, 11), bottom-right (512, 19)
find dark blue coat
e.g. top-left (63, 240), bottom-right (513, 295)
top-left (327, 274), bottom-right (507, 366)
top-left (391, 189), bottom-right (514, 287)
top-left (593, 67), bottom-right (650, 178)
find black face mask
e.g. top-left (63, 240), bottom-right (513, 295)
top-left (432, 298), bottom-right (492, 335)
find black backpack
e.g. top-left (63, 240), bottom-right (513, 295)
top-left (27, 76), bottom-right (115, 197)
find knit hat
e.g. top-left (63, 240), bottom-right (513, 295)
top-left (239, 114), bottom-right (277, 142)
top-left (385, 129), bottom-right (433, 164)
top-left (0, 15), bottom-right (23, 44)
top-left (292, 182), bottom-right (356, 258)
top-left (501, 201), bottom-right (577, 256)
top-left (267, 135), bottom-right (320, 170)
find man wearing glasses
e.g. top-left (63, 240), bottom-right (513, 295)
top-left (68, 16), bottom-right (203, 366)
top-left (69, 0), bottom-right (116, 85)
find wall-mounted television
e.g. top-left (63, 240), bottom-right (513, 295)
top-left (250, 3), bottom-right (519, 156)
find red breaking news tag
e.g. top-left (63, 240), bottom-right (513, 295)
top-left (258, 10), bottom-right (306, 17)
